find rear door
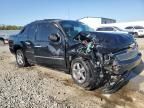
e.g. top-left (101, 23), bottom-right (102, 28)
top-left (25, 24), bottom-right (37, 63)
top-left (15, 25), bottom-right (36, 63)
top-left (34, 22), bottom-right (66, 68)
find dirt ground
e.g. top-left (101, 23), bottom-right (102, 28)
top-left (0, 38), bottom-right (144, 108)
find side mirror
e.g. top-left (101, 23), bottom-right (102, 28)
top-left (49, 34), bottom-right (60, 42)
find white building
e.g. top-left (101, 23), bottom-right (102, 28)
top-left (79, 17), bottom-right (144, 30)
top-left (78, 17), bottom-right (116, 29)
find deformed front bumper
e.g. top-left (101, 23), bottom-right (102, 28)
top-left (116, 52), bottom-right (142, 74)
top-left (104, 51), bottom-right (142, 75)
top-left (102, 53), bottom-right (142, 93)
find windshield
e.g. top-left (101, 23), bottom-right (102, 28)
top-left (60, 21), bottom-right (94, 37)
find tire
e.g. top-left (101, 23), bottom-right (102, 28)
top-left (16, 49), bottom-right (29, 67)
top-left (71, 58), bottom-right (101, 90)
top-left (0, 40), bottom-right (4, 46)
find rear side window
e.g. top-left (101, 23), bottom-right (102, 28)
top-left (125, 26), bottom-right (133, 29)
top-left (134, 26), bottom-right (144, 29)
top-left (97, 27), bottom-right (114, 31)
top-left (104, 27), bottom-right (114, 31)
top-left (27, 24), bottom-right (37, 41)
top-left (19, 26), bottom-right (28, 35)
top-left (97, 28), bottom-right (105, 31)
top-left (36, 23), bottom-right (61, 42)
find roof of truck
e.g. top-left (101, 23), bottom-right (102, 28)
top-left (30, 19), bottom-right (79, 25)
top-left (29, 19), bottom-right (60, 24)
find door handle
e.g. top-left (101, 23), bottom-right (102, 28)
top-left (35, 45), bottom-right (42, 48)
top-left (25, 41), bottom-right (31, 45)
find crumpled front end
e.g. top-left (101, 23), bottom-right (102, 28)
top-left (70, 31), bottom-right (142, 93)
top-left (97, 42), bottom-right (142, 93)
top-left (103, 42), bottom-right (141, 75)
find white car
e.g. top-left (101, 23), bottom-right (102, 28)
top-left (96, 26), bottom-right (131, 34)
top-left (125, 26), bottom-right (144, 37)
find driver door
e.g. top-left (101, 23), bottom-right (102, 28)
top-left (34, 22), bottom-right (66, 68)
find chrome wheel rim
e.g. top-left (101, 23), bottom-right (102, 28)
top-left (72, 62), bottom-right (86, 83)
top-left (17, 51), bottom-right (24, 65)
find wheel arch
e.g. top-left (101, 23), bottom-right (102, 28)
top-left (13, 44), bottom-right (23, 54)
top-left (67, 53), bottom-right (90, 73)
top-left (0, 37), bottom-right (4, 41)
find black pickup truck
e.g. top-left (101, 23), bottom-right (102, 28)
top-left (9, 19), bottom-right (142, 93)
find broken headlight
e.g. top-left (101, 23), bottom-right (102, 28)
top-left (104, 53), bottom-right (114, 65)
top-left (103, 54), bottom-right (121, 74)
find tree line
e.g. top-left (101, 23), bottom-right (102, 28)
top-left (0, 25), bottom-right (23, 30)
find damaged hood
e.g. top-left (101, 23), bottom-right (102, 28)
top-left (89, 32), bottom-right (135, 53)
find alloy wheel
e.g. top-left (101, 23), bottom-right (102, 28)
top-left (72, 62), bottom-right (86, 83)
top-left (16, 51), bottom-right (24, 65)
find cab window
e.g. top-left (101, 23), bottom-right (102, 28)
top-left (97, 28), bottom-right (105, 31)
top-left (36, 23), bottom-right (62, 42)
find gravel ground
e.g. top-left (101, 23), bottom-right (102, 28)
top-left (0, 38), bottom-right (144, 108)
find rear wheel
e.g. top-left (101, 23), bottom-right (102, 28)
top-left (16, 49), bottom-right (29, 67)
top-left (71, 58), bottom-right (101, 90)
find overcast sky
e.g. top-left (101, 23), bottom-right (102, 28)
top-left (0, 0), bottom-right (144, 25)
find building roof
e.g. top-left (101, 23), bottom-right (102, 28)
top-left (78, 16), bottom-right (116, 21)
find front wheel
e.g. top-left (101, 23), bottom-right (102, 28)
top-left (71, 58), bottom-right (101, 90)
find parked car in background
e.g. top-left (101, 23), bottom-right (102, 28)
top-left (125, 26), bottom-right (144, 37)
top-left (96, 26), bottom-right (136, 36)
top-left (9, 19), bottom-right (141, 93)
top-left (0, 30), bottom-right (20, 45)
top-left (0, 34), bottom-right (9, 45)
